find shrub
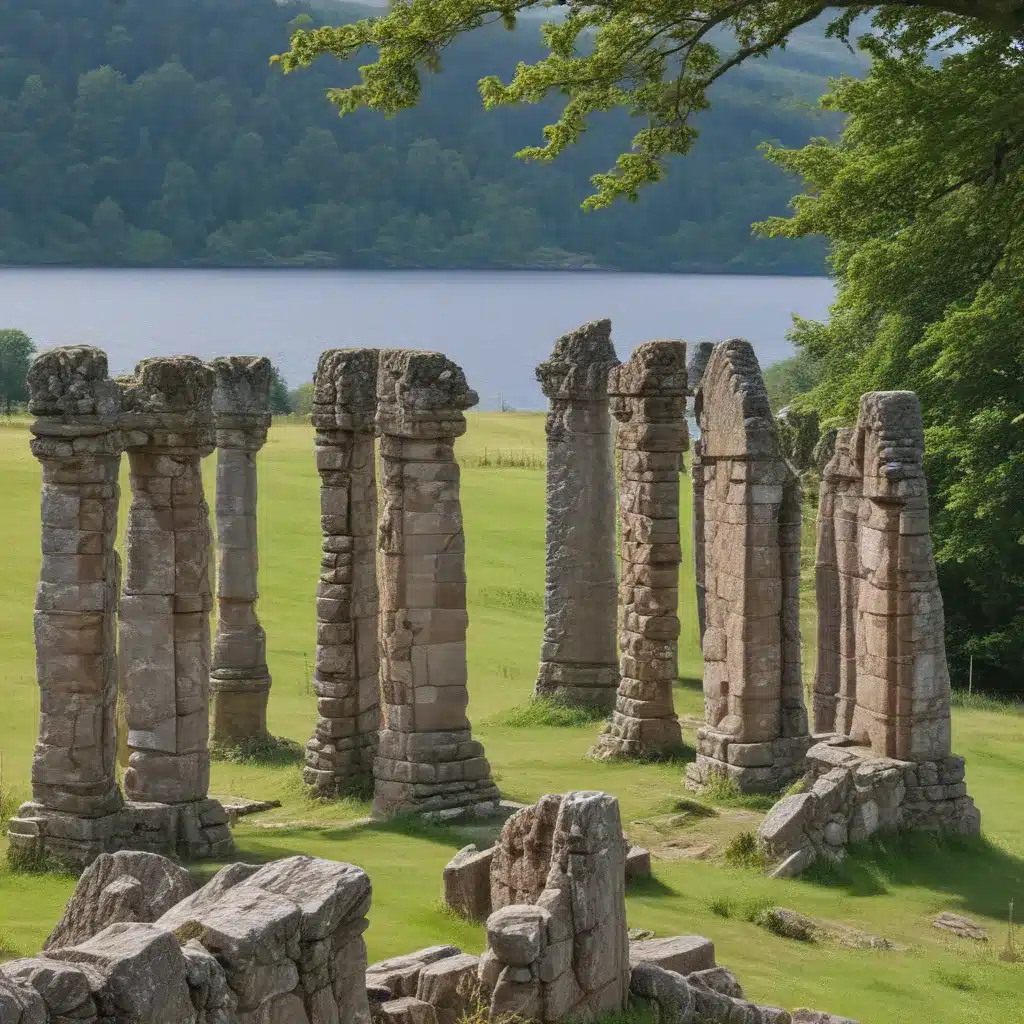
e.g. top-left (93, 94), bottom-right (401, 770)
top-left (484, 699), bottom-right (609, 729)
top-left (723, 830), bottom-right (767, 870)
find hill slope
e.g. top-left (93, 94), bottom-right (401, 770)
top-left (0, 0), bottom-right (864, 271)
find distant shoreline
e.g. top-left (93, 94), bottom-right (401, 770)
top-left (0, 264), bottom-right (832, 279)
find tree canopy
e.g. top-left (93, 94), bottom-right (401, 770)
top-left (0, 0), bottom-right (856, 271)
top-left (275, 0), bottom-right (1023, 208)
top-left (0, 329), bottom-right (35, 414)
top-left (757, 37), bottom-right (1024, 693)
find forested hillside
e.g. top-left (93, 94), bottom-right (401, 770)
top-left (0, 0), bottom-right (863, 271)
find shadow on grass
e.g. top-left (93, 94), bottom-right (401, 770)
top-left (231, 810), bottom-right (491, 865)
top-left (628, 873), bottom-right (679, 898)
top-left (802, 831), bottom-right (1024, 917)
top-left (675, 675), bottom-right (703, 695)
top-left (209, 735), bottom-right (305, 767)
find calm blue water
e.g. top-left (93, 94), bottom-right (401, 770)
top-left (0, 269), bottom-right (834, 410)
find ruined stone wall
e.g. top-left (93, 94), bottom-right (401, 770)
top-left (209, 355), bottom-right (274, 745)
top-left (534, 320), bottom-right (620, 709)
top-left (372, 350), bottom-right (498, 817)
top-left (758, 741), bottom-right (981, 874)
top-left (813, 392), bottom-right (952, 761)
top-left (591, 341), bottom-right (688, 760)
top-left (304, 348), bottom-right (382, 797)
top-left (0, 854), bottom-right (371, 1024)
top-left (480, 792), bottom-right (630, 1023)
top-left (686, 340), bottom-right (810, 794)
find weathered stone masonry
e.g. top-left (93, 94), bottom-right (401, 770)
top-left (813, 391), bottom-right (953, 760)
top-left (8, 349), bottom-right (232, 869)
top-left (758, 392), bottom-right (978, 871)
top-left (534, 320), bottom-right (620, 709)
top-left (209, 355), bottom-right (274, 745)
top-left (372, 349), bottom-right (499, 817)
top-left (591, 341), bottom-right (688, 760)
top-left (686, 340), bottom-right (810, 794)
top-left (20, 347), bottom-right (124, 822)
top-left (118, 356), bottom-right (216, 805)
top-left (305, 348), bottom-right (382, 797)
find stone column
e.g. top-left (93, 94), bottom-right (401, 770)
top-left (118, 357), bottom-right (216, 805)
top-left (20, 347), bottom-right (124, 820)
top-left (209, 356), bottom-right (273, 745)
top-left (372, 350), bottom-right (499, 818)
top-left (685, 340), bottom-right (810, 794)
top-left (591, 342), bottom-right (688, 760)
top-left (304, 348), bottom-right (381, 797)
top-left (534, 319), bottom-right (620, 709)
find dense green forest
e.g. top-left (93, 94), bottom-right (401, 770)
top-left (0, 0), bottom-right (862, 271)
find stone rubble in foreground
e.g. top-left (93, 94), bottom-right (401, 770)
top-left (1, 793), bottom-right (860, 1024)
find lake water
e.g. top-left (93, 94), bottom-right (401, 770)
top-left (0, 269), bottom-right (834, 410)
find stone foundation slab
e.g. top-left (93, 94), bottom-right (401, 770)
top-left (685, 731), bottom-right (813, 794)
top-left (6, 798), bottom-right (234, 871)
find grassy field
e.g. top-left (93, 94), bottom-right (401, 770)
top-left (1, 414), bottom-right (1022, 1022)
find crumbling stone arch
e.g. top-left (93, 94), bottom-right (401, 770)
top-left (685, 339), bottom-right (810, 794)
top-left (813, 391), bottom-right (952, 761)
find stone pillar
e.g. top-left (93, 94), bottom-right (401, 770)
top-left (372, 350), bottom-right (499, 818)
top-left (8, 350), bottom-right (232, 871)
top-left (591, 342), bottom-right (688, 760)
top-left (814, 392), bottom-right (952, 761)
top-left (534, 319), bottom-right (620, 709)
top-left (208, 356), bottom-right (273, 745)
top-left (304, 348), bottom-right (381, 797)
top-left (685, 340), bottom-right (810, 794)
top-left (21, 347), bottom-right (124, 820)
top-left (119, 357), bottom-right (216, 805)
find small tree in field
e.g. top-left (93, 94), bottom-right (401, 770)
top-left (267, 362), bottom-right (292, 415)
top-left (0, 329), bottom-right (35, 415)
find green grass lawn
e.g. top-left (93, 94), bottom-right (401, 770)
top-left (1, 414), bottom-right (1022, 1022)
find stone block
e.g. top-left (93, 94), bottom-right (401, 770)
top-left (45, 850), bottom-right (195, 949)
top-left (379, 996), bottom-right (439, 1024)
top-left (367, 948), bottom-right (462, 1000)
top-left (0, 958), bottom-right (92, 1017)
top-left (628, 963), bottom-right (695, 1024)
top-left (688, 966), bottom-right (744, 999)
top-left (629, 936), bottom-right (715, 977)
top-left (758, 793), bottom-right (816, 859)
top-left (442, 845), bottom-right (493, 921)
top-left (486, 906), bottom-right (546, 968)
top-left (415, 953), bottom-right (480, 1024)
top-left (45, 922), bottom-right (196, 1024)
top-left (625, 846), bottom-right (652, 880)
